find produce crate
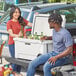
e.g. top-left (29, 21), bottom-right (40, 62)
top-left (0, 41), bottom-right (5, 64)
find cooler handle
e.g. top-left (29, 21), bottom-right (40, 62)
top-left (25, 43), bottom-right (31, 45)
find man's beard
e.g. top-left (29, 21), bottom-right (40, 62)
top-left (50, 26), bottom-right (54, 29)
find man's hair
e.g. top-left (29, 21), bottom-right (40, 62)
top-left (48, 13), bottom-right (63, 25)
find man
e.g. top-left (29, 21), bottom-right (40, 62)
top-left (27, 13), bottom-right (73, 76)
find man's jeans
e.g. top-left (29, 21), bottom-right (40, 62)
top-left (27, 51), bottom-right (70, 76)
top-left (9, 44), bottom-right (21, 72)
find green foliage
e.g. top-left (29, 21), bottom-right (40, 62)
top-left (47, 0), bottom-right (76, 3)
top-left (0, 2), bottom-right (4, 10)
top-left (19, 0), bottom-right (26, 3)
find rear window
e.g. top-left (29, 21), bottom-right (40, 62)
top-left (21, 11), bottom-right (29, 19)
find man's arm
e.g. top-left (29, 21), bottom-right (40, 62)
top-left (48, 45), bottom-right (73, 64)
top-left (55, 45), bottom-right (73, 59)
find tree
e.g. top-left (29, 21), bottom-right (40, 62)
top-left (55, 0), bottom-right (60, 2)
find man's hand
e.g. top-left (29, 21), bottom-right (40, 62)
top-left (40, 36), bottom-right (47, 40)
top-left (40, 36), bottom-right (52, 40)
top-left (48, 56), bottom-right (58, 65)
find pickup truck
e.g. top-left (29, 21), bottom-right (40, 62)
top-left (1, 14), bottom-right (75, 76)
top-left (1, 3), bottom-right (76, 72)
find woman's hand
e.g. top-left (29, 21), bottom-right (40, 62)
top-left (48, 56), bottom-right (58, 65)
top-left (28, 22), bottom-right (32, 27)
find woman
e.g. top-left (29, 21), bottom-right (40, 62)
top-left (7, 5), bottom-right (32, 72)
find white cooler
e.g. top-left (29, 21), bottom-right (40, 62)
top-left (14, 38), bottom-right (53, 60)
top-left (14, 14), bottom-right (66, 60)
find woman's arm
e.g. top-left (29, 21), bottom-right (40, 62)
top-left (23, 18), bottom-right (32, 27)
top-left (8, 29), bottom-right (21, 38)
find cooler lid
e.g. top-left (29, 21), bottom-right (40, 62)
top-left (31, 14), bottom-right (66, 36)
